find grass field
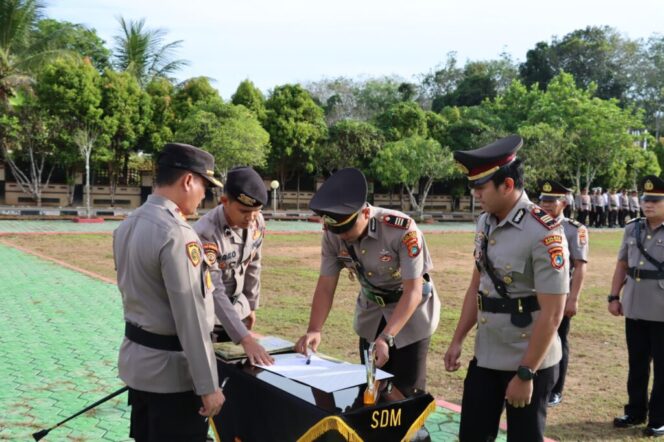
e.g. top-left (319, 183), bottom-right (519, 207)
top-left (1, 229), bottom-right (653, 441)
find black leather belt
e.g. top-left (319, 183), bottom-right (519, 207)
top-left (627, 267), bottom-right (664, 280)
top-left (125, 322), bottom-right (183, 351)
top-left (477, 294), bottom-right (540, 314)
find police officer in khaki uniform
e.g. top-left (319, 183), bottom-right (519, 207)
top-left (609, 175), bottom-right (664, 437)
top-left (538, 180), bottom-right (589, 407)
top-left (629, 189), bottom-right (641, 220)
top-left (295, 168), bottom-right (441, 397)
top-left (620, 189), bottom-right (629, 227)
top-left (578, 188), bottom-right (591, 226)
top-left (444, 136), bottom-right (569, 442)
top-left (114, 143), bottom-right (225, 441)
top-left (194, 167), bottom-right (274, 366)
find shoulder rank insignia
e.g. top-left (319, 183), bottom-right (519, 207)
top-left (567, 218), bottom-right (582, 228)
top-left (626, 217), bottom-right (641, 225)
top-left (186, 242), bottom-right (202, 267)
top-left (382, 214), bottom-right (411, 230)
top-left (512, 208), bottom-right (526, 224)
top-left (530, 206), bottom-right (560, 230)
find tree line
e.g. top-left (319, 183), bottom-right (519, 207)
top-left (1, 0), bottom-right (662, 212)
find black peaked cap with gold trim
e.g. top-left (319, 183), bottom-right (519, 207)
top-left (309, 168), bottom-right (368, 234)
top-left (158, 143), bottom-right (223, 187)
top-left (225, 166), bottom-right (267, 207)
top-left (641, 175), bottom-right (664, 202)
top-left (453, 135), bottom-right (523, 186)
top-left (538, 180), bottom-right (572, 201)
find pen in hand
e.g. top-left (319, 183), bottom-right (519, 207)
top-left (305, 348), bottom-right (315, 365)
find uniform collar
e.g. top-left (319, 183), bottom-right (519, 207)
top-left (147, 194), bottom-right (187, 222)
top-left (366, 205), bottom-right (379, 239)
top-left (216, 204), bottom-right (245, 242)
top-left (489, 191), bottom-right (530, 230)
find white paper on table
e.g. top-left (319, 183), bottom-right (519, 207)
top-left (255, 353), bottom-right (393, 393)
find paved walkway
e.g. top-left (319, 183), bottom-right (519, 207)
top-left (0, 240), bottom-right (503, 441)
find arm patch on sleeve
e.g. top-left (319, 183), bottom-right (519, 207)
top-left (402, 231), bottom-right (421, 257)
top-left (382, 214), bottom-right (411, 230)
top-left (530, 206), bottom-right (561, 230)
top-left (203, 242), bottom-right (218, 265)
top-left (186, 242), bottom-right (202, 267)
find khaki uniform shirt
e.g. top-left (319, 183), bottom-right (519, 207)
top-left (580, 195), bottom-right (591, 210)
top-left (629, 196), bottom-right (641, 212)
top-left (617, 219), bottom-right (664, 322)
top-left (319, 206), bottom-right (441, 349)
top-left (194, 205), bottom-right (265, 343)
top-left (560, 217), bottom-right (589, 274)
top-left (620, 194), bottom-right (629, 210)
top-left (473, 192), bottom-right (570, 371)
top-left (610, 194), bottom-right (620, 210)
top-left (113, 195), bottom-right (218, 395)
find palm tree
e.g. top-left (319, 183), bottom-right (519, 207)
top-left (0, 0), bottom-right (45, 106)
top-left (112, 17), bottom-right (188, 87)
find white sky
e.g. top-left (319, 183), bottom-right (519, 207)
top-left (46, 0), bottom-right (663, 98)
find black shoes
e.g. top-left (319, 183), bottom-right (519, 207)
top-left (548, 393), bottom-right (562, 407)
top-left (644, 424), bottom-right (664, 437)
top-left (614, 414), bottom-right (646, 428)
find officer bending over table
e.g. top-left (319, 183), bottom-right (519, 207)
top-left (295, 167), bottom-right (441, 398)
top-left (194, 166), bottom-right (274, 366)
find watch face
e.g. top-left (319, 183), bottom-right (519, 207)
top-left (517, 366), bottom-right (534, 380)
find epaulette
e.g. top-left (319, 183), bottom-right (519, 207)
top-left (626, 217), bottom-right (641, 225)
top-left (381, 214), bottom-right (411, 230)
top-left (530, 206), bottom-right (561, 230)
top-left (566, 218), bottom-right (582, 228)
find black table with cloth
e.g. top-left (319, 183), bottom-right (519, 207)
top-left (212, 355), bottom-right (435, 442)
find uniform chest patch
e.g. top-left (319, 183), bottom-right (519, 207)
top-left (379, 249), bottom-right (393, 262)
top-left (543, 235), bottom-right (563, 246)
top-left (530, 207), bottom-right (560, 230)
top-left (382, 215), bottom-right (411, 230)
top-left (186, 242), bottom-right (202, 267)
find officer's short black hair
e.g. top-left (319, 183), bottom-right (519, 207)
top-left (155, 165), bottom-right (190, 187)
top-left (489, 158), bottom-right (524, 190)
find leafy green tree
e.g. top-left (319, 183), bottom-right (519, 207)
top-left (519, 26), bottom-right (639, 102)
top-left (112, 16), bottom-right (188, 87)
top-left (371, 136), bottom-right (456, 218)
top-left (375, 101), bottom-right (428, 141)
top-left (314, 120), bottom-right (383, 173)
top-left (231, 79), bottom-right (266, 121)
top-left (263, 84), bottom-right (327, 190)
top-left (172, 76), bottom-right (222, 123)
top-left (0, 0), bottom-right (75, 108)
top-left (34, 19), bottom-right (110, 71)
top-left (36, 57), bottom-right (104, 204)
top-left (0, 99), bottom-right (56, 205)
top-left (175, 101), bottom-right (270, 176)
top-left (138, 77), bottom-right (176, 153)
top-left (99, 69), bottom-right (152, 204)
top-left (526, 73), bottom-right (643, 189)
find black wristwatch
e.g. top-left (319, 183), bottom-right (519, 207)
top-left (379, 332), bottom-right (395, 348)
top-left (516, 365), bottom-right (535, 381)
top-left (607, 294), bottom-right (620, 303)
